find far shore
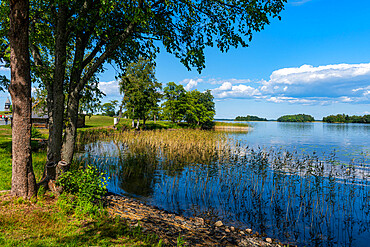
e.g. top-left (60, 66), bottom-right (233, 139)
top-left (214, 125), bottom-right (251, 132)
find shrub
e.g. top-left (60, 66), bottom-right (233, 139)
top-left (57, 165), bottom-right (109, 217)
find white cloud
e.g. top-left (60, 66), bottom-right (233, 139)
top-left (206, 78), bottom-right (251, 85)
top-left (265, 63), bottom-right (370, 86)
top-left (0, 66), bottom-right (9, 72)
top-left (209, 62), bottom-right (370, 105)
top-left (182, 78), bottom-right (203, 91)
top-left (98, 80), bottom-right (121, 96)
top-left (289, 0), bottom-right (313, 6)
top-left (212, 82), bottom-right (260, 99)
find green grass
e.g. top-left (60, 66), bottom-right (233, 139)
top-left (214, 121), bottom-right (249, 127)
top-left (84, 115), bottom-right (116, 128)
top-left (83, 115), bottom-right (194, 130)
top-left (0, 193), bottom-right (162, 247)
top-left (0, 125), bottom-right (46, 190)
top-left (0, 116), bottom-right (177, 246)
top-left (0, 126), bottom-right (12, 190)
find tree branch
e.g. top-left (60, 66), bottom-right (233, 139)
top-left (78, 21), bottom-right (136, 91)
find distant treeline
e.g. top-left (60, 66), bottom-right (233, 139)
top-left (277, 114), bottom-right (314, 122)
top-left (235, 115), bottom-right (267, 121)
top-left (323, 114), bottom-right (370, 123)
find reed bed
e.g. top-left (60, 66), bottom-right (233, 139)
top-left (76, 129), bottom-right (370, 246)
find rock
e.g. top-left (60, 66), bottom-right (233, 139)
top-left (225, 228), bottom-right (231, 233)
top-left (266, 238), bottom-right (272, 243)
top-left (245, 228), bottom-right (252, 234)
top-left (215, 220), bottom-right (223, 227)
top-left (193, 217), bottom-right (204, 226)
top-left (240, 231), bottom-right (245, 235)
top-left (230, 226), bottom-right (235, 231)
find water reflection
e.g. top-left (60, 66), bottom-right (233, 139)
top-left (77, 126), bottom-right (370, 247)
top-left (277, 122), bottom-right (314, 132)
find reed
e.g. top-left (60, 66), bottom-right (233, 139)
top-left (76, 128), bottom-right (370, 246)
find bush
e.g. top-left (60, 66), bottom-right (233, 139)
top-left (57, 165), bottom-right (109, 217)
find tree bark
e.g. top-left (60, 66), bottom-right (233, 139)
top-left (62, 86), bottom-right (80, 165)
top-left (9, 0), bottom-right (37, 198)
top-left (47, 4), bottom-right (68, 164)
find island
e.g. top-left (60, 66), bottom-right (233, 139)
top-left (277, 114), bottom-right (314, 122)
top-left (235, 115), bottom-right (267, 121)
top-left (323, 114), bottom-right (370, 123)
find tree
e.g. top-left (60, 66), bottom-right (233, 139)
top-left (277, 114), bottom-right (314, 122)
top-left (101, 100), bottom-right (118, 117)
top-left (119, 58), bottom-right (162, 128)
top-left (184, 89), bottom-right (215, 128)
top-left (235, 115), bottom-right (267, 121)
top-left (1, 0), bottom-right (287, 168)
top-left (8, 0), bottom-right (37, 198)
top-left (162, 82), bottom-right (187, 123)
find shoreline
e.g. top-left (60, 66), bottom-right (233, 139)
top-left (214, 126), bottom-right (251, 132)
top-left (106, 193), bottom-right (291, 247)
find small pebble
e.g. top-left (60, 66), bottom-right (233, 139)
top-left (230, 226), bottom-right (235, 231)
top-left (266, 237), bottom-right (272, 243)
top-left (225, 228), bottom-right (231, 233)
top-left (240, 231), bottom-right (245, 235)
top-left (246, 228), bottom-right (252, 234)
top-left (215, 220), bottom-right (223, 227)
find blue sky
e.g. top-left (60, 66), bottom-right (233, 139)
top-left (1, 0), bottom-right (370, 119)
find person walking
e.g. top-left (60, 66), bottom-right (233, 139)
top-left (4, 116), bottom-right (8, 125)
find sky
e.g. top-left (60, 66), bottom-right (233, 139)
top-left (1, 0), bottom-right (370, 120)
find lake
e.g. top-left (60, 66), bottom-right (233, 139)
top-left (229, 121), bottom-right (369, 163)
top-left (79, 122), bottom-right (369, 247)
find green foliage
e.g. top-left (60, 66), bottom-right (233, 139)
top-left (162, 82), bottom-right (216, 128)
top-left (0, 74), bottom-right (9, 92)
top-left (235, 115), bottom-right (267, 121)
top-left (100, 100), bottom-right (118, 117)
top-left (120, 58), bottom-right (162, 124)
top-left (162, 82), bottom-right (187, 123)
top-left (323, 114), bottom-right (370, 123)
top-left (184, 89), bottom-right (215, 129)
top-left (57, 165), bottom-right (108, 203)
top-left (31, 126), bottom-right (43, 139)
top-left (277, 114), bottom-right (314, 122)
top-left (57, 165), bottom-right (109, 217)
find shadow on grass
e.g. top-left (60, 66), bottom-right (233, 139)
top-left (56, 216), bottom-right (161, 246)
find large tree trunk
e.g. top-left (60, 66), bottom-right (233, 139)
top-left (9, 0), bottom-right (37, 198)
top-left (62, 88), bottom-right (79, 165)
top-left (47, 4), bottom-right (68, 164)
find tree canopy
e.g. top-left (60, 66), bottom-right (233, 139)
top-left (277, 114), bottom-right (314, 122)
top-left (119, 57), bottom-right (162, 126)
top-left (323, 114), bottom-right (370, 123)
top-left (235, 115), bottom-right (267, 121)
top-left (0, 0), bottom-right (287, 183)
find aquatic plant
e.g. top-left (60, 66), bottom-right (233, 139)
top-left (77, 129), bottom-right (370, 246)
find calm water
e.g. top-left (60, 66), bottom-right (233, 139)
top-left (229, 121), bottom-right (369, 163)
top-left (80, 122), bottom-right (370, 246)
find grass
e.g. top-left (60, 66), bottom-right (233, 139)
top-left (214, 121), bottom-right (249, 127)
top-left (0, 125), bottom-right (12, 190)
top-left (84, 115), bottom-right (117, 128)
top-left (0, 192), bottom-right (162, 246)
top-left (83, 115), bottom-right (199, 131)
top-left (0, 116), bottom-right (167, 246)
top-left (0, 124), bottom-right (46, 190)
